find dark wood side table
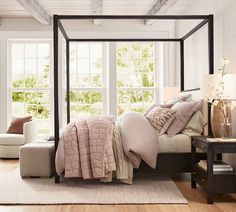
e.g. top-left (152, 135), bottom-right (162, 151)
top-left (191, 136), bottom-right (236, 204)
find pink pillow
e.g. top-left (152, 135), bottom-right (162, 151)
top-left (167, 100), bottom-right (202, 136)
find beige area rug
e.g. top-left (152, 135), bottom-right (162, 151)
top-left (0, 169), bottom-right (187, 205)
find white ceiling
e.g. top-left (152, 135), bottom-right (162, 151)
top-left (0, 0), bottom-right (194, 18)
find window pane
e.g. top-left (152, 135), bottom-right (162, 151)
top-left (38, 59), bottom-right (50, 74)
top-left (78, 59), bottom-right (89, 73)
top-left (38, 91), bottom-right (49, 104)
top-left (38, 73), bottom-right (49, 88)
top-left (90, 59), bottom-right (102, 73)
top-left (70, 58), bottom-right (77, 73)
top-left (70, 44), bottom-right (77, 59)
top-left (91, 91), bottom-right (102, 104)
top-left (37, 119), bottom-right (50, 135)
top-left (118, 90), bottom-right (130, 104)
top-left (90, 74), bottom-right (102, 87)
top-left (25, 104), bottom-right (37, 116)
top-left (130, 91), bottom-right (142, 104)
top-left (12, 91), bottom-right (24, 102)
top-left (78, 105), bottom-right (90, 115)
top-left (12, 59), bottom-right (24, 73)
top-left (25, 59), bottom-right (37, 73)
top-left (37, 104), bottom-right (50, 119)
top-left (90, 106), bottom-right (102, 114)
top-left (117, 73), bottom-right (129, 87)
top-left (38, 44), bottom-right (49, 59)
top-left (25, 44), bottom-right (37, 58)
top-left (12, 106), bottom-right (25, 116)
top-left (130, 73), bottom-right (142, 87)
top-left (142, 73), bottom-right (154, 87)
top-left (25, 74), bottom-right (37, 88)
top-left (78, 74), bottom-right (90, 88)
top-left (143, 90), bottom-right (154, 103)
top-left (12, 75), bottom-right (25, 88)
top-left (77, 44), bottom-right (89, 58)
top-left (12, 44), bottom-right (24, 59)
top-left (25, 91), bottom-right (37, 104)
top-left (69, 91), bottom-right (77, 103)
top-left (90, 44), bottom-right (102, 58)
top-left (130, 104), bottom-right (143, 113)
top-left (77, 91), bottom-right (90, 104)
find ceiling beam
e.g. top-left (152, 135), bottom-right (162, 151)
top-left (92, 0), bottom-right (103, 25)
top-left (16, 0), bottom-right (51, 25)
top-left (145, 0), bottom-right (178, 25)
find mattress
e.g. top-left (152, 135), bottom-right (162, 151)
top-left (158, 134), bottom-right (192, 153)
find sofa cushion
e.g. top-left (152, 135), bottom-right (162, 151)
top-left (7, 116), bottom-right (32, 134)
top-left (0, 134), bottom-right (25, 145)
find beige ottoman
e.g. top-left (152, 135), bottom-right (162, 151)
top-left (20, 142), bottom-right (54, 177)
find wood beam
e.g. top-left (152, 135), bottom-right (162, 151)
top-left (92, 0), bottom-right (103, 25)
top-left (145, 0), bottom-right (178, 25)
top-left (16, 0), bottom-right (51, 25)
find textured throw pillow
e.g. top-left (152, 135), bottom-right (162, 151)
top-left (144, 103), bottom-right (174, 117)
top-left (165, 93), bottom-right (192, 105)
top-left (145, 106), bottom-right (175, 134)
top-left (7, 116), bottom-right (32, 134)
top-left (167, 100), bottom-right (202, 136)
top-left (182, 111), bottom-right (207, 136)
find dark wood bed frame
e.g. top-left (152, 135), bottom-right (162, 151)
top-left (53, 14), bottom-right (214, 183)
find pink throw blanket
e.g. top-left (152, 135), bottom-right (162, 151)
top-left (64, 115), bottom-right (116, 179)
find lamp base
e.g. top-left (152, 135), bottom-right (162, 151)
top-left (210, 105), bottom-right (231, 138)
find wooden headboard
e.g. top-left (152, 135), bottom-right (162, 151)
top-left (181, 90), bottom-right (209, 136)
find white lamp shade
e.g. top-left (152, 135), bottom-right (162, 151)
top-left (201, 74), bottom-right (236, 99)
top-left (163, 87), bottom-right (180, 102)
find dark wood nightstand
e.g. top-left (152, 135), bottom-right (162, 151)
top-left (191, 136), bottom-right (236, 204)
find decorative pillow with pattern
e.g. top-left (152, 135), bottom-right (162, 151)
top-left (145, 106), bottom-right (175, 134)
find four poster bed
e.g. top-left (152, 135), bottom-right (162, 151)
top-left (53, 15), bottom-right (214, 183)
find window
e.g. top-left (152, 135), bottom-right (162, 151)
top-left (116, 43), bottom-right (156, 115)
top-left (9, 41), bottom-right (51, 135)
top-left (68, 43), bottom-right (105, 120)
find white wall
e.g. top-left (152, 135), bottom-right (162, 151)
top-left (0, 17), bottom-right (176, 133)
top-left (176, 0), bottom-right (236, 166)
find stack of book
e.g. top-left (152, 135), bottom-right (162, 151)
top-left (198, 160), bottom-right (233, 171)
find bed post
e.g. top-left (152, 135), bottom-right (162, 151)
top-left (208, 14), bottom-right (214, 75)
top-left (180, 40), bottom-right (184, 91)
top-left (208, 14), bottom-right (214, 136)
top-left (66, 40), bottom-right (70, 124)
top-left (53, 14), bottom-right (60, 183)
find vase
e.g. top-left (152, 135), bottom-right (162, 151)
top-left (211, 105), bottom-right (231, 137)
top-left (220, 119), bottom-right (232, 138)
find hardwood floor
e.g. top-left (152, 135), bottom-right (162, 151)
top-left (0, 159), bottom-right (236, 212)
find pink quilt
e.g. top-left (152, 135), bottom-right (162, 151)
top-left (63, 115), bottom-right (116, 179)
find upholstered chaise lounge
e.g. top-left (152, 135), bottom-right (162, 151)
top-left (0, 121), bottom-right (38, 158)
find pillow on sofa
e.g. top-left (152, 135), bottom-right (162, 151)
top-left (182, 111), bottom-right (207, 136)
top-left (145, 106), bottom-right (175, 134)
top-left (7, 116), bottom-right (32, 134)
top-left (167, 100), bottom-right (202, 136)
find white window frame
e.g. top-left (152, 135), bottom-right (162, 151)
top-left (7, 38), bottom-right (53, 135)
